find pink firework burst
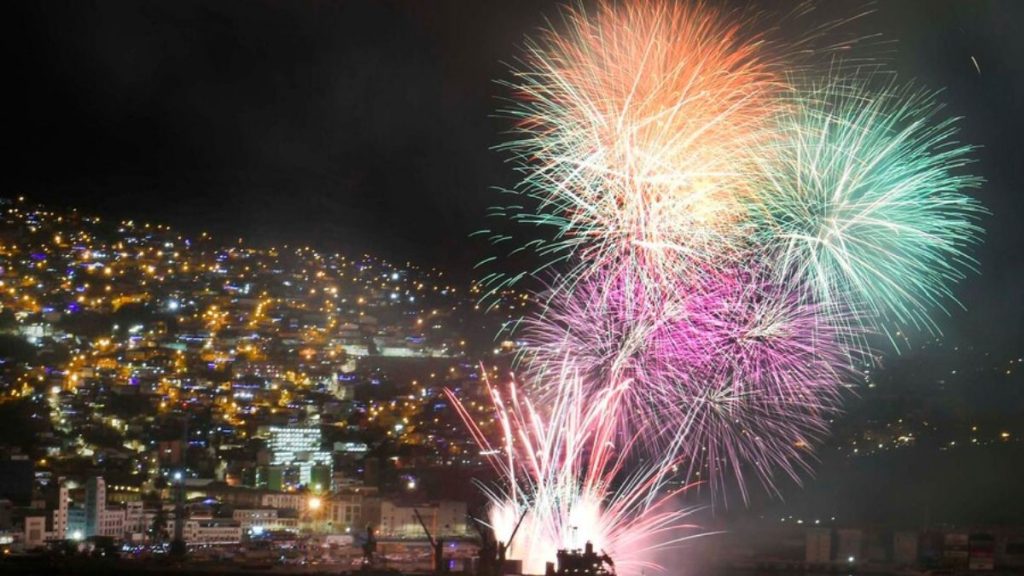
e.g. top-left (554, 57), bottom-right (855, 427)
top-left (522, 263), bottom-right (860, 502)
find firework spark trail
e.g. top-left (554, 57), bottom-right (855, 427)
top-left (656, 266), bottom-right (860, 502)
top-left (520, 264), bottom-right (688, 423)
top-left (445, 367), bottom-right (707, 576)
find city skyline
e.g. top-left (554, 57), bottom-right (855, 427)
top-left (2, 1), bottom-right (1024, 574)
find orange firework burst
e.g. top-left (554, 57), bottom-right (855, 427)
top-left (499, 0), bottom-right (786, 288)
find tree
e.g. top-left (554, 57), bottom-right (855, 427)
top-left (0, 309), bottom-right (17, 333)
top-left (150, 507), bottom-right (168, 544)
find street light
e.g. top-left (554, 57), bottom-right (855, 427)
top-left (305, 496), bottom-right (324, 565)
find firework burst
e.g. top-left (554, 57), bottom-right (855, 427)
top-left (463, 0), bottom-right (986, 570)
top-left (662, 266), bottom-right (858, 501)
top-left (484, 0), bottom-right (785, 299)
top-left (749, 78), bottom-right (985, 339)
top-left (520, 264), bottom-right (684, 420)
top-left (522, 264), bottom-right (857, 501)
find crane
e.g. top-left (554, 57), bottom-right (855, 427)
top-left (414, 508), bottom-right (447, 574)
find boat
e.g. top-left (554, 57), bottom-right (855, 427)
top-left (543, 542), bottom-right (615, 576)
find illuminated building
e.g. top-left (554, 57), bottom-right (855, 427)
top-left (265, 426), bottom-right (332, 488)
top-left (378, 500), bottom-right (467, 538)
top-left (55, 477), bottom-right (128, 540)
top-left (84, 477), bottom-right (105, 537)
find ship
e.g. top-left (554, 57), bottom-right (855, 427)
top-left (543, 542), bottom-right (616, 576)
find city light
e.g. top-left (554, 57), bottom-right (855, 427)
top-left (0, 2), bottom-right (1014, 575)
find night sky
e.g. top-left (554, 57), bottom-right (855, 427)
top-left (7, 2), bottom-right (1024, 417)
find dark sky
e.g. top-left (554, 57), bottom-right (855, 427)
top-left (8, 0), bottom-right (555, 268)
top-left (6, 0), bottom-right (1024, 348)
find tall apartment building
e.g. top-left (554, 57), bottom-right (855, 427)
top-left (266, 426), bottom-right (332, 487)
top-left (54, 476), bottom-right (128, 540)
top-left (84, 477), bottom-right (105, 537)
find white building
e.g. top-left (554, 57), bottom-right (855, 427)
top-left (54, 481), bottom-right (70, 539)
top-left (97, 507), bottom-right (125, 538)
top-left (54, 477), bottom-right (133, 541)
top-left (186, 519), bottom-right (242, 545)
top-left (837, 528), bottom-right (864, 564)
top-left (232, 509), bottom-right (298, 533)
top-left (806, 528), bottom-right (832, 563)
top-left (328, 494), bottom-right (365, 533)
top-left (378, 500), bottom-right (467, 538)
top-left (23, 515), bottom-right (48, 549)
top-left (260, 492), bottom-right (307, 512)
top-left (85, 477), bottom-right (105, 537)
top-left (266, 426), bottom-right (332, 486)
top-left (124, 501), bottom-right (146, 538)
top-left (167, 518), bottom-right (243, 545)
